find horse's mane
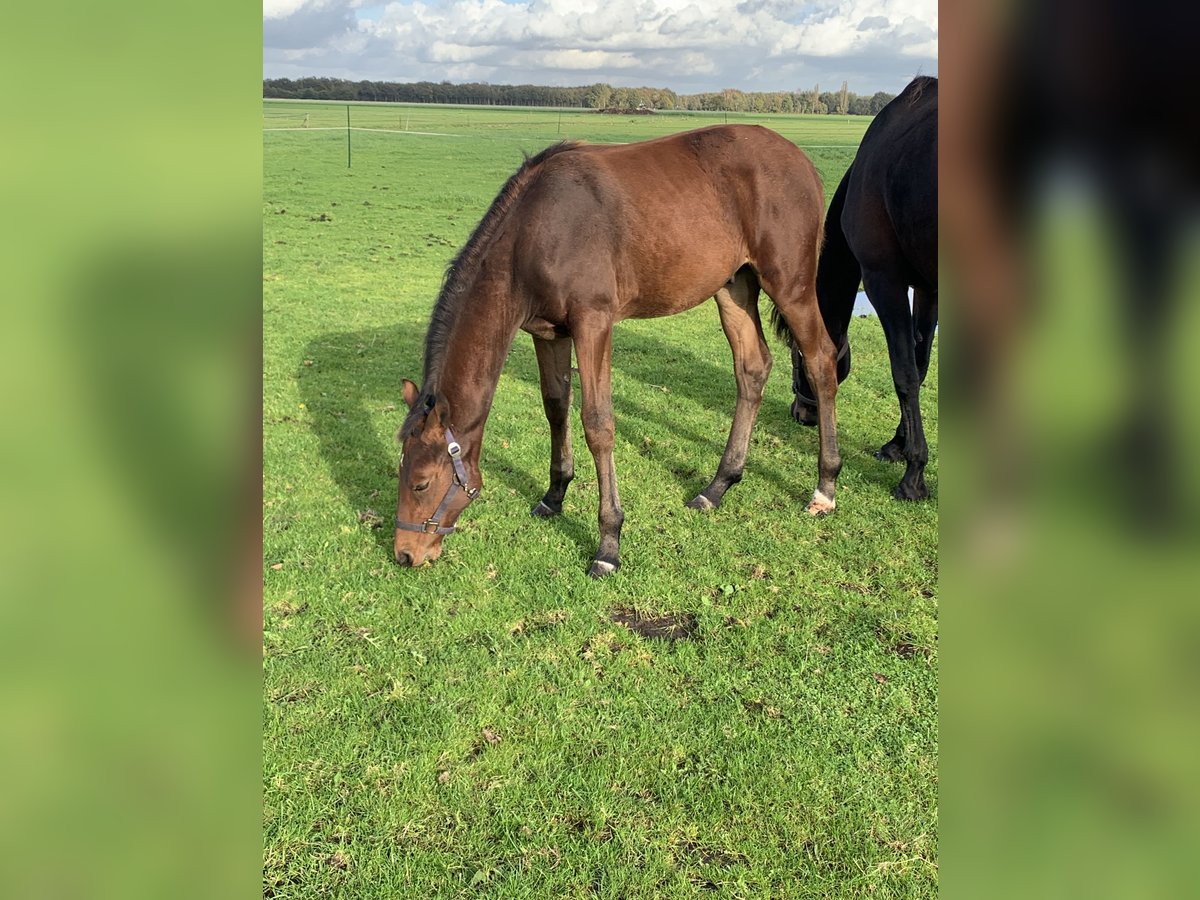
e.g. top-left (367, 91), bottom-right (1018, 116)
top-left (401, 140), bottom-right (581, 438)
top-left (901, 75), bottom-right (938, 106)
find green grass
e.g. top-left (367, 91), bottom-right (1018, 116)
top-left (264, 104), bottom-right (937, 898)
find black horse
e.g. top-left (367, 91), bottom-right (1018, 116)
top-left (785, 76), bottom-right (938, 500)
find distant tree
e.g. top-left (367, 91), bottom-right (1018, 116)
top-left (261, 77), bottom-right (895, 117)
top-left (720, 88), bottom-right (747, 111)
top-left (869, 91), bottom-right (893, 115)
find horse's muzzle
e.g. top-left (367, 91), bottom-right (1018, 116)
top-left (393, 533), bottom-right (445, 567)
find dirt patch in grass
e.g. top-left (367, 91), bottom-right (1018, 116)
top-left (876, 626), bottom-right (933, 659)
top-left (610, 607), bottom-right (697, 642)
top-left (270, 680), bottom-right (321, 704)
top-left (676, 838), bottom-right (745, 867)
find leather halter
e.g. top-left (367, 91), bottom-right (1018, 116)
top-left (794, 340), bottom-right (850, 407)
top-left (394, 426), bottom-right (479, 536)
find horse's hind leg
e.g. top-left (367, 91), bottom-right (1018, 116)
top-left (876, 286), bottom-right (937, 462)
top-left (531, 335), bottom-right (574, 517)
top-left (867, 274), bottom-right (929, 500)
top-left (763, 279), bottom-right (842, 515)
top-left (688, 268), bottom-right (770, 510)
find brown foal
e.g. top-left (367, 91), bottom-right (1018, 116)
top-left (394, 125), bottom-right (839, 577)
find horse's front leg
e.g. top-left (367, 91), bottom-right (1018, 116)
top-left (689, 269), bottom-right (770, 509)
top-left (530, 335), bottom-right (575, 517)
top-left (572, 319), bottom-right (623, 577)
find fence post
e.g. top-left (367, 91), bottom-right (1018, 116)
top-left (346, 105), bottom-right (352, 168)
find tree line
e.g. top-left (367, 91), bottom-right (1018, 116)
top-left (263, 77), bottom-right (895, 115)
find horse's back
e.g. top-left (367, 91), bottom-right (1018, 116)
top-left (541, 125), bottom-right (820, 225)
top-left (513, 126), bottom-right (823, 319)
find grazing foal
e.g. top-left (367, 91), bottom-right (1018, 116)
top-left (394, 125), bottom-right (838, 576)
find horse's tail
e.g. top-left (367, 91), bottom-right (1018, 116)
top-left (770, 165), bottom-right (860, 357)
top-left (813, 166), bottom-right (862, 355)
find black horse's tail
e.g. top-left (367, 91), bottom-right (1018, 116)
top-left (814, 168), bottom-right (862, 356)
top-left (771, 165), bottom-right (861, 364)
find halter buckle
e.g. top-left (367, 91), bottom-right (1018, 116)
top-left (422, 519), bottom-right (440, 534)
top-left (446, 441), bottom-right (462, 459)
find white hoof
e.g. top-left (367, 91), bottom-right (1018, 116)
top-left (589, 559), bottom-right (617, 578)
top-left (806, 489), bottom-right (836, 516)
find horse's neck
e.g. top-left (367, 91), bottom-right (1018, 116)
top-left (437, 287), bottom-right (522, 437)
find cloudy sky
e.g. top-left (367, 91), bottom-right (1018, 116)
top-left (264, 0), bottom-right (936, 95)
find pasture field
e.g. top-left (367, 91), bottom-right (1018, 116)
top-left (263, 104), bottom-right (937, 898)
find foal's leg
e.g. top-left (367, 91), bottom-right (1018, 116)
top-left (530, 335), bottom-right (574, 517)
top-left (764, 281), bottom-right (842, 515)
top-left (688, 269), bottom-right (770, 510)
top-left (876, 287), bottom-right (938, 462)
top-left (867, 273), bottom-right (929, 500)
top-left (572, 318), bottom-right (624, 577)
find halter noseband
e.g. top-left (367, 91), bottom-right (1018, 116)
top-left (394, 426), bottom-right (479, 536)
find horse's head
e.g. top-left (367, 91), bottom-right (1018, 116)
top-left (791, 337), bottom-right (852, 426)
top-left (393, 379), bottom-right (480, 567)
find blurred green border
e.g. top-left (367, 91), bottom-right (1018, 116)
top-left (1, 4), bottom-right (262, 897)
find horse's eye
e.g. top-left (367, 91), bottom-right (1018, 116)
top-left (413, 481), bottom-right (430, 493)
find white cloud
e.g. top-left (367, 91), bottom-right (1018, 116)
top-left (263, 0), bottom-right (358, 20)
top-left (263, 0), bottom-right (308, 20)
top-left (263, 0), bottom-right (936, 94)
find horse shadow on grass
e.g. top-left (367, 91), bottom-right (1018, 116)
top-left (298, 316), bottom-right (916, 561)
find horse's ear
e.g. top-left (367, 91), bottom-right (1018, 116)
top-left (402, 379), bottom-right (420, 409)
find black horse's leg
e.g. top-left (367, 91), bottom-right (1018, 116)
top-left (1108, 180), bottom-right (1181, 525)
top-left (572, 317), bottom-right (624, 577)
top-left (866, 273), bottom-right (928, 500)
top-left (876, 287), bottom-right (938, 462)
top-left (530, 335), bottom-right (574, 517)
top-left (913, 287), bottom-right (939, 384)
top-left (689, 269), bottom-right (769, 509)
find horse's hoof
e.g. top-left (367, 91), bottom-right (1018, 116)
top-left (531, 500), bottom-right (560, 518)
top-left (874, 444), bottom-right (904, 462)
top-left (806, 490), bottom-right (836, 516)
top-left (588, 559), bottom-right (619, 578)
top-left (892, 482), bottom-right (928, 502)
top-left (686, 494), bottom-right (716, 511)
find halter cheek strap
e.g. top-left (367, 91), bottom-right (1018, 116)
top-left (394, 427), bottom-right (480, 535)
